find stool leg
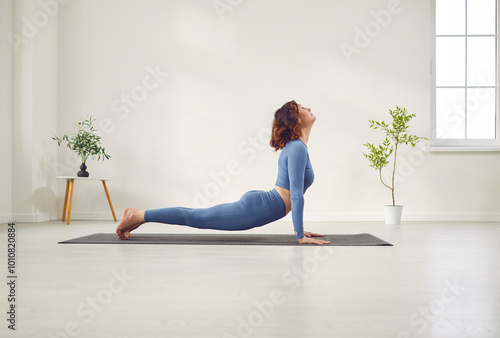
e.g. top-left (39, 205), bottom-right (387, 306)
top-left (66, 179), bottom-right (75, 225)
top-left (62, 180), bottom-right (70, 222)
top-left (102, 181), bottom-right (117, 222)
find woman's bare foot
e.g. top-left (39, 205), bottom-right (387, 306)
top-left (116, 208), bottom-right (146, 240)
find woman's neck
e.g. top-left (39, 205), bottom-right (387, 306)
top-left (300, 127), bottom-right (312, 146)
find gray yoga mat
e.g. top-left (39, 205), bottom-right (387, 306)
top-left (58, 233), bottom-right (392, 246)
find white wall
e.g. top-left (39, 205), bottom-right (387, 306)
top-left (10, 0), bottom-right (58, 222)
top-left (31, 0), bottom-right (59, 221)
top-left (23, 0), bottom-right (500, 222)
top-left (0, 0), bottom-right (13, 224)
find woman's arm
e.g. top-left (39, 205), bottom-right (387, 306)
top-left (288, 143), bottom-right (330, 245)
top-left (287, 142), bottom-right (308, 240)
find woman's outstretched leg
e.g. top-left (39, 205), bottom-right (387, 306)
top-left (116, 189), bottom-right (286, 240)
top-left (116, 207), bottom-right (146, 240)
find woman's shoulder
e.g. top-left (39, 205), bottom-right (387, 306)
top-left (285, 139), bottom-right (308, 155)
top-left (286, 139), bottom-right (307, 149)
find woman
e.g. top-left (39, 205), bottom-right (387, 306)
top-left (116, 100), bottom-right (329, 245)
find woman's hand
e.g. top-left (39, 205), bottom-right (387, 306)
top-left (304, 231), bottom-right (325, 238)
top-left (298, 232), bottom-right (330, 245)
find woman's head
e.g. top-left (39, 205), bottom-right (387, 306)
top-left (270, 100), bottom-right (315, 151)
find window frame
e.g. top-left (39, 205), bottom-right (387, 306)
top-left (430, 0), bottom-right (500, 149)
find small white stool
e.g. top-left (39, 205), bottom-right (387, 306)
top-left (56, 176), bottom-right (117, 225)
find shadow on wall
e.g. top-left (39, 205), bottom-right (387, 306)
top-left (32, 186), bottom-right (57, 216)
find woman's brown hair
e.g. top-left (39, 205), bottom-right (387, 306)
top-left (270, 100), bottom-right (302, 151)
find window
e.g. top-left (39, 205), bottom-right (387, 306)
top-left (431, 0), bottom-right (500, 148)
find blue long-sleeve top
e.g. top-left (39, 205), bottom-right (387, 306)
top-left (275, 139), bottom-right (314, 239)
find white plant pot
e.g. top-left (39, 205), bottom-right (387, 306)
top-left (384, 205), bottom-right (403, 225)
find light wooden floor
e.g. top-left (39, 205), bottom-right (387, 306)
top-left (1, 220), bottom-right (499, 338)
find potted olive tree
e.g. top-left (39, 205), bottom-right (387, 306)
top-left (53, 117), bottom-right (111, 177)
top-left (363, 106), bottom-right (426, 225)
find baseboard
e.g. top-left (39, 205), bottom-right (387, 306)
top-left (10, 212), bottom-right (116, 223)
top-left (8, 212), bottom-right (500, 223)
top-left (0, 215), bottom-right (13, 224)
top-left (11, 212), bottom-right (60, 223)
top-left (405, 213), bottom-right (500, 222)
top-left (54, 212), bottom-right (117, 221)
top-left (300, 213), bottom-right (500, 222)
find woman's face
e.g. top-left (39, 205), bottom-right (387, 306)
top-left (297, 103), bottom-right (316, 126)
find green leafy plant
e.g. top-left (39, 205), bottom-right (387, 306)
top-left (363, 106), bottom-right (427, 206)
top-left (53, 116), bottom-right (110, 164)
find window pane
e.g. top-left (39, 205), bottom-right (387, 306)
top-left (436, 88), bottom-right (466, 139)
top-left (436, 37), bottom-right (466, 86)
top-left (468, 0), bottom-right (496, 35)
top-left (467, 37), bottom-right (496, 86)
top-left (436, 0), bottom-right (466, 35)
top-left (467, 87), bottom-right (496, 138)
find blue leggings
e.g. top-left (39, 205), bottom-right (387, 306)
top-left (144, 188), bottom-right (287, 231)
